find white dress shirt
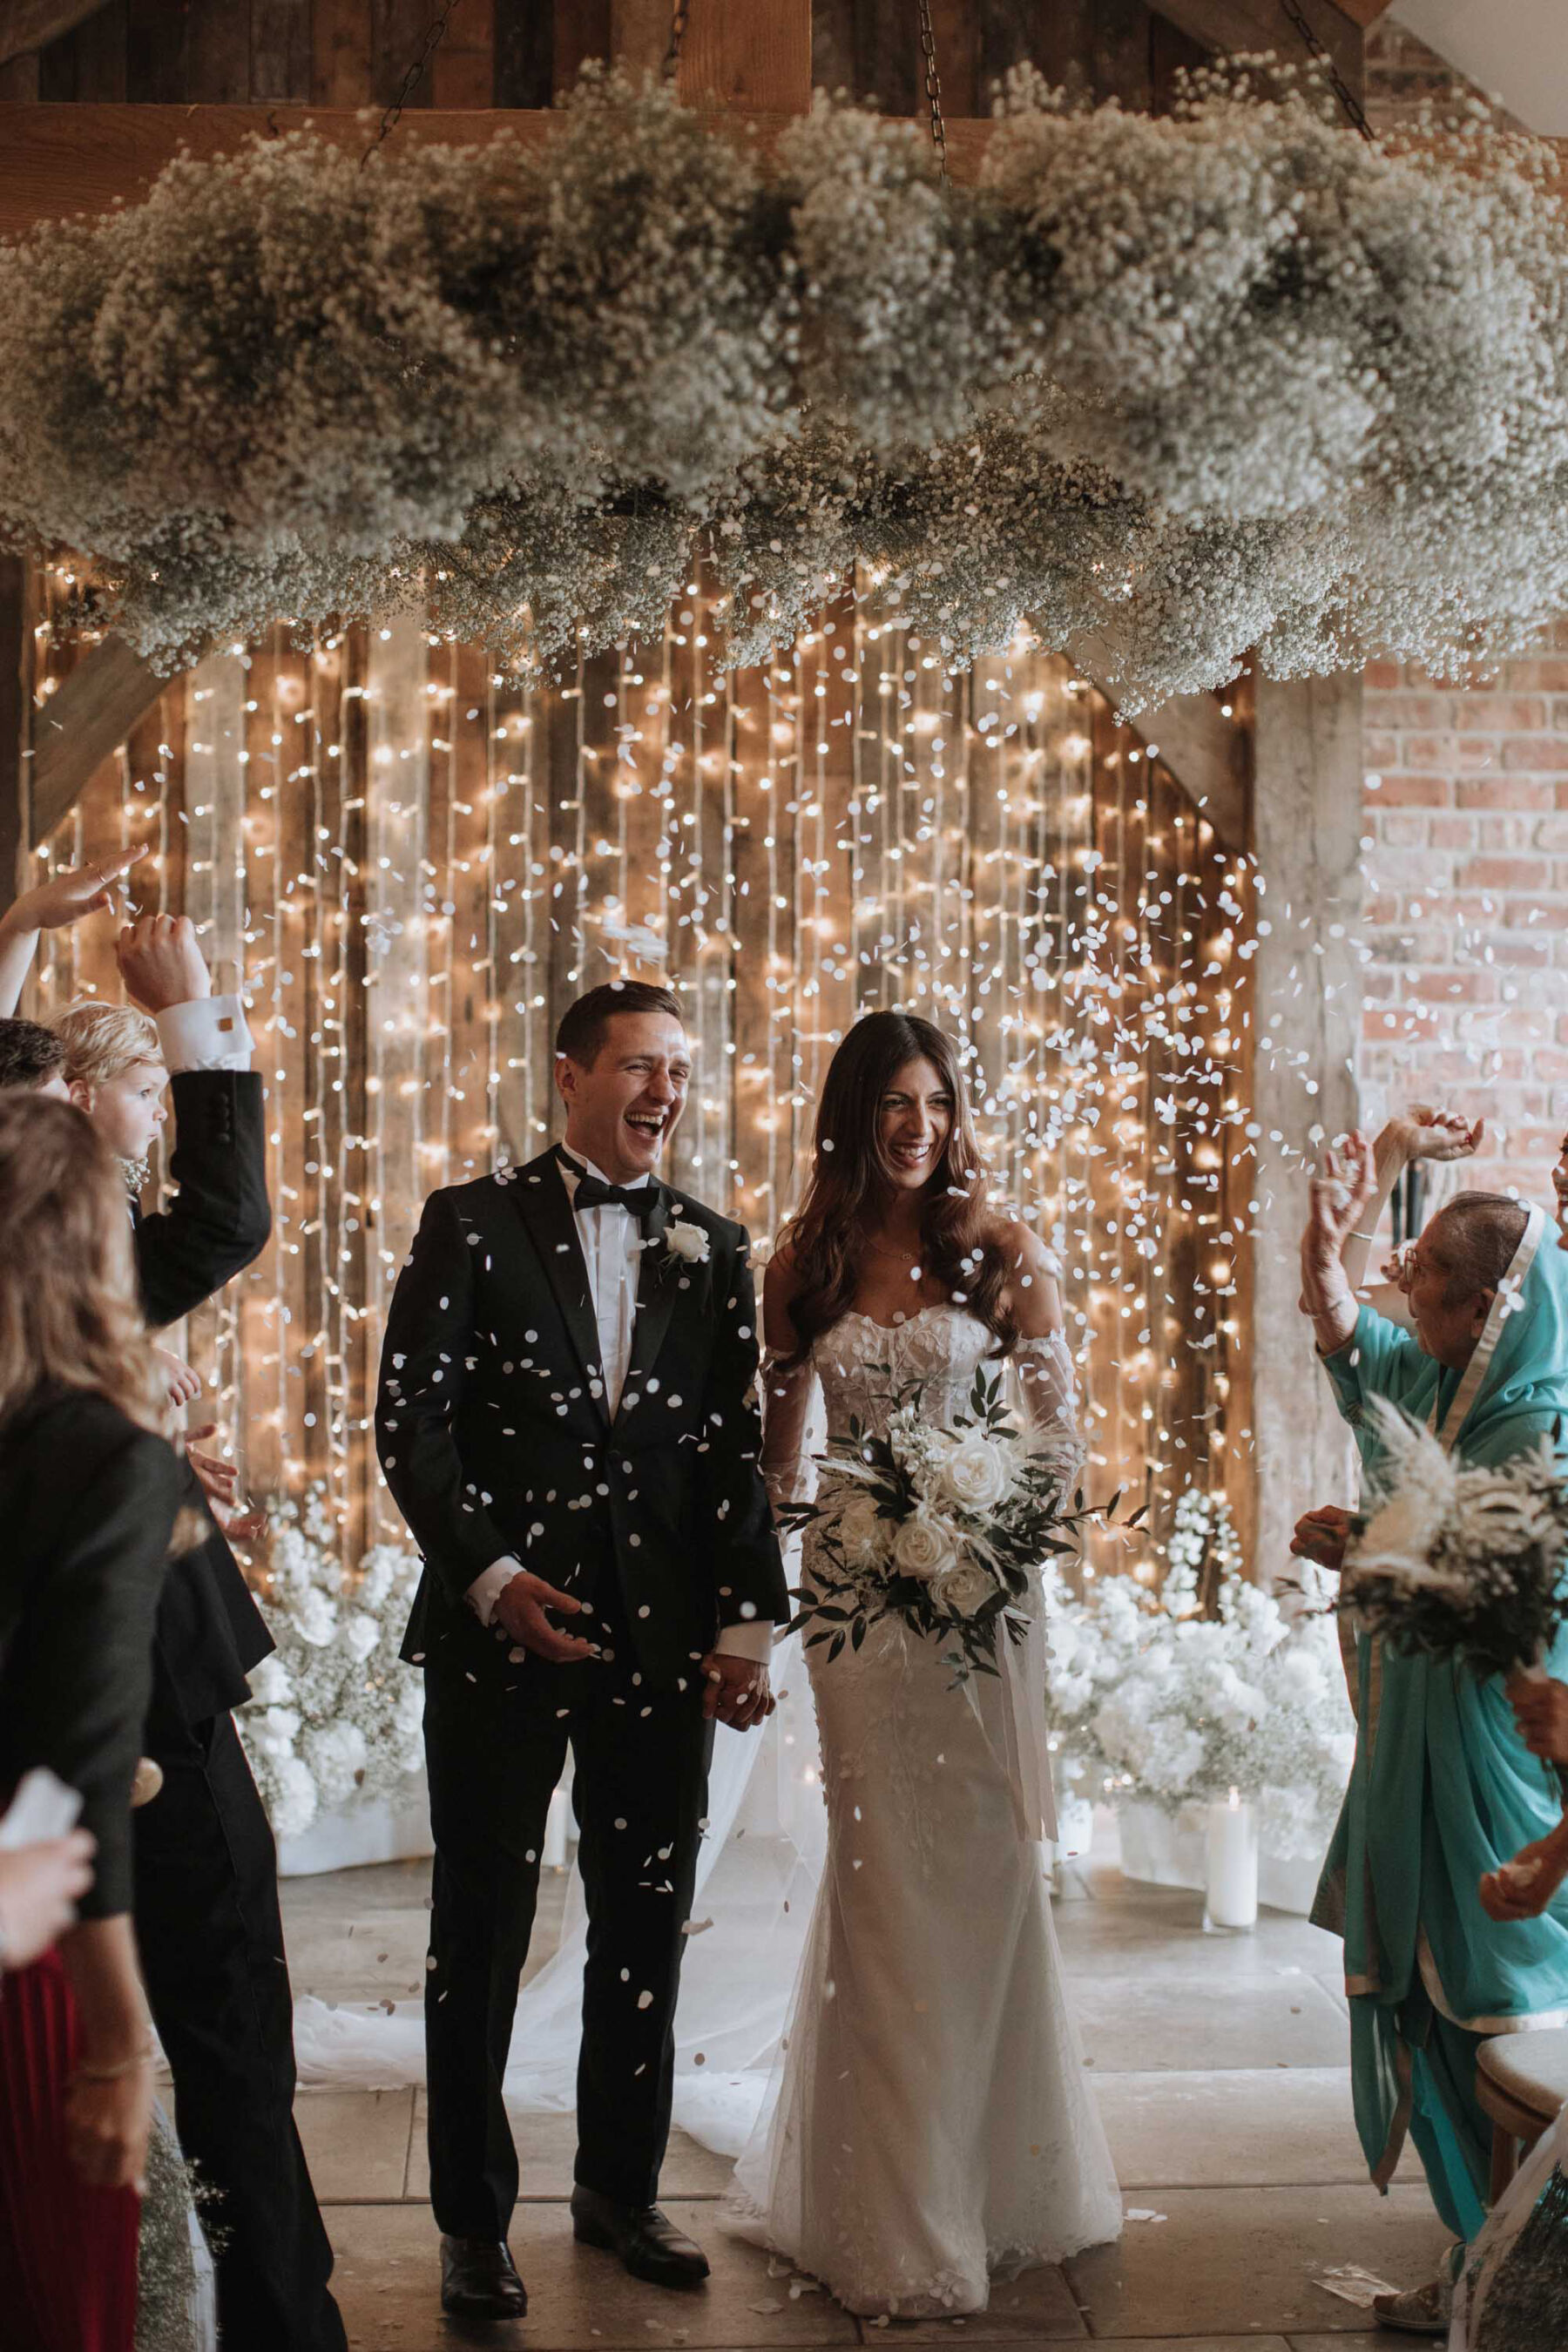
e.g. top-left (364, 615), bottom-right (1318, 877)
top-left (156, 994), bottom-right (253, 1073)
top-left (466, 1150), bottom-right (773, 1663)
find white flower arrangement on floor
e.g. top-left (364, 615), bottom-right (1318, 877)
top-left (1044, 1490), bottom-right (1355, 1856)
top-left (3, 64), bottom-right (1566, 709)
top-left (237, 1490), bottom-right (425, 1843)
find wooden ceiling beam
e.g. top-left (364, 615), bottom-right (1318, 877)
top-left (7, 90), bottom-right (1562, 242)
top-left (26, 633), bottom-right (169, 848)
top-left (0, 0), bottom-right (108, 70)
top-left (0, 99), bottom-right (1001, 237)
top-left (1092, 676), bottom-right (1251, 850)
top-left (1151, 0), bottom-right (1363, 89)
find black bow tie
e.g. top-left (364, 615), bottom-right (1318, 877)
top-left (558, 1152), bottom-right (660, 1222)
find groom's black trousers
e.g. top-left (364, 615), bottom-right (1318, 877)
top-left (422, 1627), bottom-right (713, 2237)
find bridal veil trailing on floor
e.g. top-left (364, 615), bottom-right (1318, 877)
top-left (288, 1644), bottom-right (828, 2154)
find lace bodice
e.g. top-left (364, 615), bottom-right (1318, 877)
top-left (815, 1304), bottom-right (995, 1436)
top-left (760, 1303), bottom-right (1086, 1506)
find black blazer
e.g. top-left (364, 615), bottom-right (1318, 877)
top-left (133, 1068), bottom-right (272, 1329)
top-left (132, 1064), bottom-right (275, 1730)
top-left (0, 1392), bottom-right (182, 1918)
top-left (377, 1148), bottom-right (789, 1690)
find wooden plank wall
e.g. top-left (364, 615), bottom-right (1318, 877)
top-left (8, 0), bottom-right (1269, 1575)
top-left (0, 0), bottom-right (1359, 106)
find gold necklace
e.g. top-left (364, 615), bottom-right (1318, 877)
top-left (865, 1233), bottom-right (922, 1262)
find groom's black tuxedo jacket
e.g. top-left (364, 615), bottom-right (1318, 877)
top-left (377, 1148), bottom-right (789, 1690)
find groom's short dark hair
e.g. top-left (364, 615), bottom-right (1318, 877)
top-left (0, 1018), bottom-right (67, 1092)
top-left (555, 981), bottom-right (683, 1069)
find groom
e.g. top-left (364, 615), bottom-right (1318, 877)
top-left (377, 981), bottom-right (788, 2322)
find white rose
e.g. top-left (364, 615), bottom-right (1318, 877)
top-left (249, 1704), bottom-right (301, 1757)
top-left (289, 1587), bottom-right (338, 1648)
top-left (267, 1756), bottom-right (319, 1842)
top-left (302, 1722), bottom-right (369, 1810)
top-left (344, 1611), bottom-right (381, 1664)
top-left (936, 1434), bottom-right (1010, 1513)
top-left (892, 1510), bottom-right (956, 1583)
top-left (835, 1491), bottom-right (887, 1568)
top-left (930, 1558), bottom-right (997, 1619)
top-left (247, 1654), bottom-right (294, 1707)
top-left (665, 1220), bottom-right (710, 1266)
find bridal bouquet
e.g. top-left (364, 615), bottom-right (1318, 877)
top-left (1340, 1402), bottom-right (1568, 1691)
top-left (781, 1363), bottom-right (1120, 1679)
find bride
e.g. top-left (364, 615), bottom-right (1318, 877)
top-left (725, 1010), bottom-right (1122, 2317)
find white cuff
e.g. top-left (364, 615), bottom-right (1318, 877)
top-left (157, 993), bottom-right (253, 1073)
top-left (467, 1557), bottom-right (522, 1628)
top-left (714, 1619), bottom-right (774, 1663)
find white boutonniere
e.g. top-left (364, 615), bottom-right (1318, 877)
top-left (664, 1217), bottom-right (711, 1267)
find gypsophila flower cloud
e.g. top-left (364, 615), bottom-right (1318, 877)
top-left (3, 62), bottom-right (1565, 708)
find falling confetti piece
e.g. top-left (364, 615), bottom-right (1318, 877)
top-left (1314, 2268), bottom-right (1399, 2308)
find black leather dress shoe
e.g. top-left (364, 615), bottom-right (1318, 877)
top-left (439, 2235), bottom-right (529, 2319)
top-left (570, 2186), bottom-right (711, 2287)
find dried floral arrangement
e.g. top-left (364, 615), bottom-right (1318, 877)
top-left (2, 63), bottom-right (1564, 710)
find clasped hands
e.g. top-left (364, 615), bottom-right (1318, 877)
top-left (490, 1569), bottom-right (774, 1728)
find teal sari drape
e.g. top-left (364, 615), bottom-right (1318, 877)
top-left (1312, 1206), bottom-right (1568, 2244)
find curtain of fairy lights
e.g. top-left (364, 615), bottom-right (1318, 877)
top-left (29, 566), bottom-right (1256, 1582)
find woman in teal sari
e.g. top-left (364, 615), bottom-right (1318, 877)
top-left (1295, 1146), bottom-right (1568, 2335)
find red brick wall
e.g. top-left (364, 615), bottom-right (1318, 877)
top-left (1358, 639), bottom-right (1568, 1196)
top-left (1356, 32), bottom-right (1557, 1201)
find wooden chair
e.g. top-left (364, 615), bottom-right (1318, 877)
top-left (1477, 2029), bottom-right (1568, 2203)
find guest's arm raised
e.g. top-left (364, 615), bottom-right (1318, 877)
top-left (1300, 1135), bottom-right (1381, 1356)
top-left (117, 915), bottom-right (270, 1325)
top-left (0, 850), bottom-right (145, 1018)
top-left (1340, 1105), bottom-right (1484, 1308)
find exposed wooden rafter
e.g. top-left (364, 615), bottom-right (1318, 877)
top-left (0, 0), bottom-right (107, 71)
top-left (26, 633), bottom-right (168, 848)
top-left (1112, 681), bottom-right (1250, 849)
top-left (0, 102), bottom-right (828, 237)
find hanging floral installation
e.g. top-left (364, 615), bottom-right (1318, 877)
top-left (2, 63), bottom-right (1565, 709)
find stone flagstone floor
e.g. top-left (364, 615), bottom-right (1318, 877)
top-left (275, 1828), bottom-right (1448, 2351)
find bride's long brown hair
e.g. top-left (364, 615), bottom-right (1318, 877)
top-left (778, 1012), bottom-right (1017, 1366)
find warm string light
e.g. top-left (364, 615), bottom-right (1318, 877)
top-left (29, 563), bottom-right (1264, 1576)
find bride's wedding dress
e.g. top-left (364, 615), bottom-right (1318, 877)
top-left (725, 1303), bottom-right (1122, 2316)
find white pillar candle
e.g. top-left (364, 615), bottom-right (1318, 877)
top-left (1205, 1786), bottom-right (1259, 1931)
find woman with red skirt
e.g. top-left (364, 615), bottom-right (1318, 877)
top-left (0, 1092), bottom-right (185, 2351)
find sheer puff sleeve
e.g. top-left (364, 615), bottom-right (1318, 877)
top-left (997, 1219), bottom-right (1088, 1484)
top-left (759, 1249), bottom-right (821, 1517)
top-left (760, 1351), bottom-right (820, 1516)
